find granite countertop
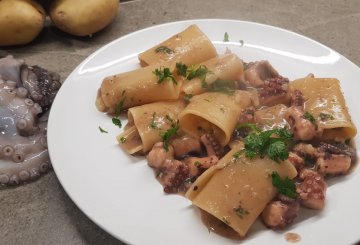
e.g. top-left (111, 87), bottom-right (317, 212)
top-left (0, 1), bottom-right (359, 244)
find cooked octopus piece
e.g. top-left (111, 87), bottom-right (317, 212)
top-left (146, 142), bottom-right (175, 169)
top-left (288, 152), bottom-right (305, 173)
top-left (237, 107), bottom-right (255, 125)
top-left (290, 89), bottom-right (304, 107)
top-left (244, 60), bottom-right (279, 87)
top-left (200, 133), bottom-right (224, 158)
top-left (297, 169), bottom-right (327, 209)
top-left (262, 198), bottom-right (299, 229)
top-left (185, 156), bottom-right (219, 177)
top-left (258, 76), bottom-right (290, 106)
top-left (160, 159), bottom-right (189, 194)
top-left (317, 142), bottom-right (357, 163)
top-left (293, 143), bottom-right (318, 158)
top-left (286, 106), bottom-right (318, 141)
top-left (170, 136), bottom-right (202, 158)
top-left (316, 154), bottom-right (351, 175)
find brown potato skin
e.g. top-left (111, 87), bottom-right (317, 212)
top-left (0, 0), bottom-right (46, 46)
top-left (49, 0), bottom-right (119, 36)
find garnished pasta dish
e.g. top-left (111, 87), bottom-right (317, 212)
top-left (95, 25), bottom-right (357, 238)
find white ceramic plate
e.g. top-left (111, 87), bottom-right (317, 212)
top-left (48, 19), bottom-right (360, 245)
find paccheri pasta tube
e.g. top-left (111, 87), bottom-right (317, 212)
top-left (138, 24), bottom-right (217, 67)
top-left (181, 53), bottom-right (245, 95)
top-left (185, 146), bottom-right (297, 237)
top-left (254, 104), bottom-right (290, 130)
top-left (96, 63), bottom-right (181, 113)
top-left (290, 78), bottom-right (357, 140)
top-left (117, 100), bottom-right (186, 154)
top-left (179, 91), bottom-right (254, 146)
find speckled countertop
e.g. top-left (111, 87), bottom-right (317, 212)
top-left (0, 1), bottom-right (359, 244)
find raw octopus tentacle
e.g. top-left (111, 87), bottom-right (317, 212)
top-left (0, 55), bottom-right (24, 84)
top-left (0, 55), bottom-right (61, 186)
top-left (20, 64), bottom-right (61, 109)
top-left (0, 80), bottom-right (42, 136)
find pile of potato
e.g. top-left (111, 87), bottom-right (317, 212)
top-left (0, 0), bottom-right (119, 46)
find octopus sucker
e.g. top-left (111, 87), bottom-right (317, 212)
top-left (0, 55), bottom-right (61, 186)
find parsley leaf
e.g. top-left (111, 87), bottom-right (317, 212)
top-left (114, 97), bottom-right (125, 117)
top-left (187, 65), bottom-right (211, 80)
top-left (236, 123), bottom-right (260, 132)
top-left (112, 96), bottom-right (126, 128)
top-left (232, 151), bottom-right (242, 160)
top-left (175, 63), bottom-right (213, 82)
top-left (241, 126), bottom-right (293, 162)
top-left (224, 32), bottom-right (229, 42)
top-left (304, 111), bottom-right (316, 125)
top-left (207, 79), bottom-right (236, 95)
top-left (153, 67), bottom-right (177, 85)
top-left (155, 46), bottom-right (173, 54)
top-left (271, 171), bottom-right (297, 199)
top-left (319, 113), bottom-right (334, 121)
top-left (176, 62), bottom-right (188, 77)
top-left (112, 118), bottom-right (122, 128)
top-left (267, 141), bottom-right (288, 162)
top-left (98, 126), bottom-right (108, 133)
top-left (149, 112), bottom-right (159, 129)
top-left (201, 80), bottom-right (209, 89)
top-left (233, 205), bottom-right (249, 218)
top-left (160, 118), bottom-right (179, 151)
top-left (184, 93), bottom-right (193, 101)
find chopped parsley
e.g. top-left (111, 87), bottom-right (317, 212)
top-left (233, 204), bottom-right (249, 219)
top-left (112, 118), bottom-right (122, 128)
top-left (187, 65), bottom-right (211, 80)
top-left (201, 80), bottom-right (209, 89)
top-left (236, 123), bottom-right (260, 132)
top-left (176, 62), bottom-right (188, 77)
top-left (304, 111), bottom-right (316, 125)
top-left (271, 171), bottom-right (297, 199)
top-left (232, 151), bottom-right (242, 160)
top-left (238, 124), bottom-right (293, 162)
top-left (155, 45), bottom-right (173, 54)
top-left (98, 126), bottom-right (108, 133)
top-left (319, 112), bottom-right (334, 121)
top-left (112, 94), bottom-right (126, 128)
top-left (184, 93), bottom-right (193, 101)
top-left (160, 116), bottom-right (179, 151)
top-left (176, 62), bottom-right (212, 81)
top-left (153, 67), bottom-right (177, 85)
top-left (194, 161), bottom-right (202, 167)
top-left (149, 112), bottom-right (159, 129)
top-left (206, 79), bottom-right (236, 95)
top-left (223, 32), bottom-right (229, 42)
top-left (119, 136), bottom-right (127, 143)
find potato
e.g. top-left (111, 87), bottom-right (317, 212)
top-left (49, 0), bottom-right (119, 36)
top-left (0, 0), bottom-right (46, 46)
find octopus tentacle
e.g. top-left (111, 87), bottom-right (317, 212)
top-left (0, 150), bottom-right (50, 185)
top-left (0, 55), bottom-right (61, 186)
top-left (200, 133), bottom-right (224, 158)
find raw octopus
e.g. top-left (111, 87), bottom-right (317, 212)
top-left (0, 55), bottom-right (61, 186)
